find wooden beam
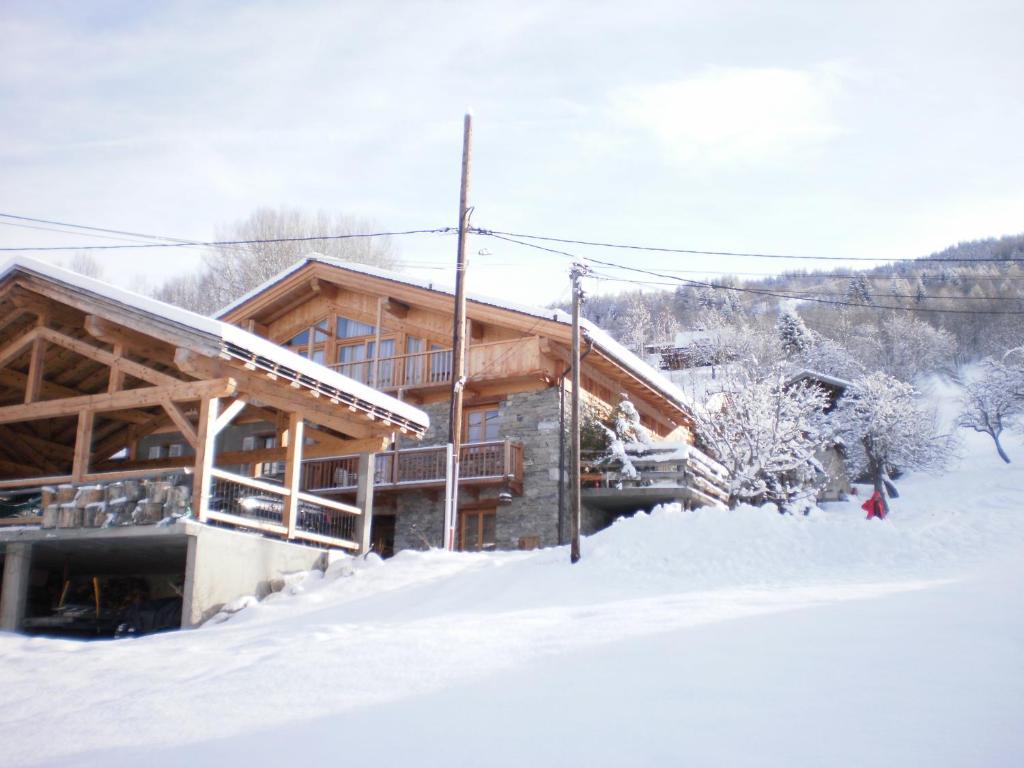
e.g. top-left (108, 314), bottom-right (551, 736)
top-left (0, 369), bottom-right (81, 401)
top-left (23, 338), bottom-right (46, 404)
top-left (84, 315), bottom-right (178, 367)
top-left (36, 327), bottom-right (180, 387)
top-left (71, 409), bottom-right (94, 481)
top-left (386, 297), bottom-right (410, 319)
top-left (108, 342), bottom-right (125, 393)
top-left (175, 349), bottom-right (378, 438)
top-left (213, 398), bottom-right (248, 435)
top-left (91, 410), bottom-right (169, 463)
top-left (160, 398), bottom-right (198, 448)
top-left (283, 412), bottom-right (304, 538)
top-left (193, 396), bottom-right (219, 522)
top-left (0, 326), bottom-right (39, 370)
top-left (0, 377), bottom-right (236, 425)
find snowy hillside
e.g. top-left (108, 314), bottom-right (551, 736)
top-left (1, 391), bottom-right (1023, 766)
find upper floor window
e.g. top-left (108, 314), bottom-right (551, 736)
top-left (465, 405), bottom-right (500, 443)
top-left (336, 316), bottom-right (376, 339)
top-left (287, 319), bottom-right (330, 363)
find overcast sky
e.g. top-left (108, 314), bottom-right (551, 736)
top-left (1, 0), bottom-right (1022, 306)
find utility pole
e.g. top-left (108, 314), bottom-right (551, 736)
top-left (445, 112), bottom-right (473, 551)
top-left (569, 261), bottom-right (588, 563)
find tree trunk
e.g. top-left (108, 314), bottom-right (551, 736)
top-left (868, 455), bottom-right (890, 516)
top-left (993, 433), bottom-right (1011, 464)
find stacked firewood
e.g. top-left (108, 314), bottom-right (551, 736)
top-left (40, 478), bottom-right (192, 529)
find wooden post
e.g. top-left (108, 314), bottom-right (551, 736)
top-left (570, 263), bottom-right (587, 564)
top-left (192, 397), bottom-right (220, 522)
top-left (372, 296), bottom-right (384, 387)
top-left (71, 409), bottom-right (94, 482)
top-left (283, 412), bottom-right (304, 539)
top-left (24, 338), bottom-right (45, 404)
top-left (108, 343), bottom-right (124, 393)
top-left (445, 112), bottom-right (473, 552)
top-left (355, 451), bottom-right (375, 554)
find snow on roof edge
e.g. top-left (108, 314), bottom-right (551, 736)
top-left (0, 256), bottom-right (429, 430)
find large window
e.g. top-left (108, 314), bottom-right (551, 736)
top-left (459, 507), bottom-right (496, 551)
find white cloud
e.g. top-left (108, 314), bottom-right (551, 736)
top-left (612, 66), bottom-right (843, 167)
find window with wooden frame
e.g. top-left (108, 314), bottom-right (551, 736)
top-left (458, 507), bottom-right (496, 551)
top-left (464, 404), bottom-right (501, 443)
top-left (286, 319), bottom-right (331, 365)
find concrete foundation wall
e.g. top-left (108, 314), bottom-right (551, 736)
top-left (393, 388), bottom-right (565, 552)
top-left (182, 523), bottom-right (327, 627)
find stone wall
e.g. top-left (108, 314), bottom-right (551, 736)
top-left (392, 387), bottom-right (565, 552)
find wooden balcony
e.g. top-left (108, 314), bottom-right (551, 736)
top-left (580, 447), bottom-right (730, 511)
top-left (329, 337), bottom-right (548, 393)
top-left (302, 439), bottom-right (524, 495)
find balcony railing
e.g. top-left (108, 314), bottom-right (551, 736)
top-left (302, 439), bottom-right (524, 494)
top-left (328, 337), bottom-right (543, 391)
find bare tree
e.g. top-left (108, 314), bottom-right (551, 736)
top-left (66, 252), bottom-right (105, 280)
top-left (154, 207), bottom-right (398, 314)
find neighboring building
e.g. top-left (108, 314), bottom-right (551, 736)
top-left (218, 256), bottom-right (729, 554)
top-left (787, 369), bottom-right (853, 502)
top-left (0, 257), bottom-right (427, 635)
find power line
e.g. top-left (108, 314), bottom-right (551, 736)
top-left (0, 226), bottom-right (457, 252)
top-left (0, 220), bottom-right (176, 246)
top-left (472, 227), bottom-right (1024, 265)
top-left (0, 212), bottom-right (204, 245)
top-left (586, 269), bottom-right (1024, 301)
top-left (485, 232), bottom-right (1024, 316)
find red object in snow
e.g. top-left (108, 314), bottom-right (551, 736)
top-left (862, 490), bottom-right (886, 520)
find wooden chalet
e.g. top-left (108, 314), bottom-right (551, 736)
top-left (0, 257), bottom-right (428, 634)
top-left (219, 256), bottom-right (729, 554)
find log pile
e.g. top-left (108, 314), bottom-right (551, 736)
top-left (40, 477), bottom-right (192, 530)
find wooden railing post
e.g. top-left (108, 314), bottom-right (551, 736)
top-left (503, 438), bottom-right (512, 479)
top-left (283, 412), bottom-right (304, 539)
top-left (192, 397), bottom-right (220, 522)
top-left (354, 451), bottom-right (375, 554)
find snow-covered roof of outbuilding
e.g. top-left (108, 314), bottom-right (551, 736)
top-left (217, 255), bottom-right (696, 416)
top-left (0, 256), bottom-right (430, 434)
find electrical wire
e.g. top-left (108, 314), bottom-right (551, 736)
top-left (484, 232), bottom-right (1024, 316)
top-left (473, 227), bottom-right (1024, 265)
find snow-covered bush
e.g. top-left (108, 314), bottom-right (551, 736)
top-left (695, 364), bottom-right (830, 510)
top-left (834, 372), bottom-right (956, 514)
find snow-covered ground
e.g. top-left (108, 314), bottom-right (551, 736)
top-left (1, 385), bottom-right (1022, 767)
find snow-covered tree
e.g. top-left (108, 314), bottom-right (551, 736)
top-left (958, 358), bottom-right (1023, 463)
top-left (695, 364), bottom-right (830, 510)
top-left (876, 314), bottom-right (957, 382)
top-left (776, 306), bottom-right (812, 356)
top-left (834, 372), bottom-right (955, 514)
top-left (614, 294), bottom-right (653, 353)
top-left (845, 276), bottom-right (873, 305)
top-left (598, 395), bottom-right (655, 478)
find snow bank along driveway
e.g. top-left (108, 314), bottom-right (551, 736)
top-left (1, 431), bottom-right (1022, 767)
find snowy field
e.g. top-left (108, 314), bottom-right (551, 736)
top-left (1, 388), bottom-right (1023, 766)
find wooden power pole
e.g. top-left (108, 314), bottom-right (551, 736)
top-left (445, 112), bottom-right (473, 551)
top-left (569, 262), bottom-right (587, 563)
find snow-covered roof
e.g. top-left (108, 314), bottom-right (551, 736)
top-left (218, 254), bottom-right (696, 415)
top-left (786, 369), bottom-right (853, 393)
top-left (0, 256), bottom-right (430, 433)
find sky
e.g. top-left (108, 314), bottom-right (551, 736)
top-left (1, 0), bottom-right (1022, 307)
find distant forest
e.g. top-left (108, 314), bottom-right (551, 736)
top-left (572, 233), bottom-right (1024, 369)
